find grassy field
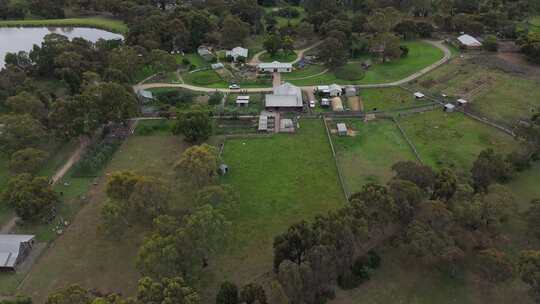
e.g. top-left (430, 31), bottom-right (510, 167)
top-left (332, 118), bottom-right (416, 194)
top-left (0, 17), bottom-right (127, 33)
top-left (507, 162), bottom-right (540, 211)
top-left (415, 57), bottom-right (540, 124)
top-left (259, 51), bottom-right (297, 62)
top-left (183, 70), bottom-right (226, 86)
top-left (361, 87), bottom-right (434, 112)
top-left (19, 136), bottom-right (190, 303)
top-left (289, 41), bottom-right (444, 86)
top-left (198, 119), bottom-right (344, 301)
top-left (399, 111), bottom-right (516, 170)
top-left (263, 6), bottom-right (306, 27)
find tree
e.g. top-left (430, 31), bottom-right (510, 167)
top-left (8, 148), bottom-right (49, 175)
top-left (273, 221), bottom-right (314, 271)
top-left (483, 35), bottom-right (498, 52)
top-left (282, 35), bottom-right (295, 53)
top-left (0, 114), bottom-right (46, 154)
top-left (175, 144), bottom-right (219, 187)
top-left (522, 32), bottom-right (540, 63)
top-left (263, 34), bottom-right (282, 56)
top-left (216, 281), bottom-right (239, 304)
top-left (388, 179), bottom-right (424, 223)
top-left (433, 168), bottom-right (458, 201)
top-left (108, 46), bottom-right (143, 82)
top-left (45, 284), bottom-right (93, 304)
top-left (5, 92), bottom-right (47, 120)
top-left (318, 37), bottom-right (348, 68)
top-left (148, 49), bottom-right (177, 73)
top-left (367, 7), bottom-right (402, 33)
top-left (518, 250), bottom-right (540, 303)
top-left (221, 15), bottom-right (250, 48)
top-left (240, 283), bottom-right (267, 304)
top-left (137, 276), bottom-right (200, 304)
top-left (475, 248), bottom-right (514, 284)
top-left (526, 199), bottom-right (540, 239)
top-left (173, 105), bottom-right (213, 143)
top-left (82, 82), bottom-right (138, 124)
top-left (106, 171), bottom-right (142, 202)
top-left (392, 161), bottom-right (435, 192)
top-left (195, 184), bottom-right (238, 212)
top-left (471, 149), bottom-right (512, 191)
top-left (2, 174), bottom-right (58, 220)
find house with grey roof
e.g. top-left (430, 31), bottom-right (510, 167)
top-left (197, 46), bottom-right (214, 61)
top-left (0, 234), bottom-right (35, 271)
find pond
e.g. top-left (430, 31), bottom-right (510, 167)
top-left (0, 27), bottom-right (123, 68)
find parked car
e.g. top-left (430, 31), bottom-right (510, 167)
top-left (309, 100), bottom-right (316, 108)
top-left (229, 84), bottom-right (240, 89)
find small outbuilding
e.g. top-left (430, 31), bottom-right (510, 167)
top-left (444, 103), bottom-right (456, 112)
top-left (331, 97), bottom-right (344, 112)
top-left (345, 86), bottom-right (357, 97)
top-left (211, 63), bottom-right (224, 70)
top-left (320, 98), bottom-right (330, 107)
top-left (457, 98), bottom-right (468, 106)
top-left (0, 234), bottom-right (35, 271)
top-left (337, 123), bottom-right (347, 136)
top-left (137, 89), bottom-right (154, 103)
top-left (218, 164), bottom-right (229, 175)
top-left (457, 34), bottom-right (482, 49)
top-left (329, 84), bottom-right (343, 97)
top-left (236, 95), bottom-right (250, 107)
top-left (414, 92), bottom-right (425, 99)
top-left (197, 46), bottom-right (214, 61)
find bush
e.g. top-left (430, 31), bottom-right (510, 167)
top-left (274, 7), bottom-right (300, 18)
top-left (135, 121), bottom-right (172, 136)
top-left (483, 35), bottom-right (498, 52)
top-left (334, 64), bottom-right (365, 81)
top-left (400, 45), bottom-right (409, 57)
top-left (155, 90), bottom-right (195, 106)
top-left (72, 143), bottom-right (120, 177)
top-left (182, 58), bottom-right (190, 66)
top-left (209, 92), bottom-right (224, 105)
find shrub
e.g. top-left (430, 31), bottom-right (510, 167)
top-left (72, 143), bottom-right (120, 177)
top-left (182, 58), bottom-right (190, 66)
top-left (334, 64), bottom-right (365, 81)
top-left (155, 90), bottom-right (195, 106)
top-left (400, 45), bottom-right (409, 57)
top-left (483, 35), bottom-right (499, 52)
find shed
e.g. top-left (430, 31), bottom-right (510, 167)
top-left (226, 47), bottom-right (249, 62)
top-left (337, 123), bottom-right (347, 136)
top-left (414, 92), bottom-right (425, 99)
top-left (457, 98), bottom-right (468, 106)
top-left (258, 115), bottom-right (268, 132)
top-left (345, 86), bottom-right (357, 97)
top-left (331, 97), bottom-right (344, 112)
top-left (211, 63), bottom-right (224, 70)
top-left (444, 103), bottom-right (456, 112)
top-left (218, 164), bottom-right (229, 175)
top-left (457, 34), bottom-right (482, 49)
top-left (197, 46), bottom-right (214, 61)
top-left (320, 98), bottom-right (330, 107)
top-left (236, 95), bottom-right (250, 107)
top-left (0, 234), bottom-right (35, 271)
top-left (137, 89), bottom-right (154, 102)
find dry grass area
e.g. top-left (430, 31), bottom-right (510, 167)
top-left (20, 136), bottom-right (189, 303)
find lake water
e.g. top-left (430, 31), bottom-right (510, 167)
top-left (0, 27), bottom-right (123, 68)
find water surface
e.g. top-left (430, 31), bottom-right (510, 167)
top-left (0, 27), bottom-right (123, 68)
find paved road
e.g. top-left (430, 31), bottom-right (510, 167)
top-left (136, 40), bottom-right (452, 94)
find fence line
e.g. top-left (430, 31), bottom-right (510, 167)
top-left (391, 117), bottom-right (424, 164)
top-left (322, 117), bottom-right (350, 202)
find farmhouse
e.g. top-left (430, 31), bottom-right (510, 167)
top-left (265, 82), bottom-right (303, 109)
top-left (226, 47), bottom-right (249, 62)
top-left (457, 34), bottom-right (482, 49)
top-left (258, 61), bottom-right (292, 73)
top-left (0, 234), bottom-right (35, 271)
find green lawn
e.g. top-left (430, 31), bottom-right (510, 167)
top-left (507, 162), bottom-right (540, 211)
top-left (199, 119), bottom-right (344, 301)
top-left (263, 6), bottom-right (306, 27)
top-left (332, 118), bottom-right (416, 194)
top-left (283, 64), bottom-right (327, 80)
top-left (399, 111), bottom-right (516, 171)
top-left (182, 70), bottom-right (226, 86)
top-left (259, 50), bottom-right (297, 62)
top-left (290, 41), bottom-right (444, 86)
top-left (0, 17), bottom-right (127, 33)
top-left (361, 87), bottom-right (433, 112)
top-left (176, 53), bottom-right (209, 68)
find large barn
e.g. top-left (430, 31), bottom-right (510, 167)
top-left (0, 234), bottom-right (35, 271)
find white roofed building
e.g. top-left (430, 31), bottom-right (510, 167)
top-left (457, 34), bottom-right (482, 49)
top-left (226, 47), bottom-right (249, 62)
top-left (265, 82), bottom-right (303, 109)
top-left (0, 234), bottom-right (35, 271)
top-left (258, 61), bottom-right (292, 73)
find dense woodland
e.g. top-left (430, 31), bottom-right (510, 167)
top-left (1, 0), bottom-right (540, 303)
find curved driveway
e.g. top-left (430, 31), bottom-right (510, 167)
top-left (135, 40), bottom-right (452, 94)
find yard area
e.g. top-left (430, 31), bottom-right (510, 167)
top-left (18, 135), bottom-right (190, 303)
top-left (332, 118), bottom-right (416, 194)
top-left (259, 51), bottom-right (297, 62)
top-left (289, 41), bottom-right (444, 86)
top-left (415, 56), bottom-right (540, 124)
top-left (360, 87), bottom-right (434, 112)
top-left (399, 111), bottom-right (516, 171)
top-left (198, 119), bottom-right (344, 301)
